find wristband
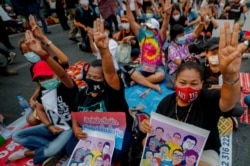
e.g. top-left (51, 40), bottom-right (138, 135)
top-left (42, 52), bottom-right (51, 60)
top-left (46, 123), bottom-right (53, 128)
top-left (223, 77), bottom-right (240, 86)
top-left (46, 40), bottom-right (53, 47)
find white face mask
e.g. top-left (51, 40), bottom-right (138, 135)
top-left (208, 55), bottom-right (219, 65)
top-left (80, 0), bottom-right (89, 6)
top-left (121, 23), bottom-right (130, 29)
top-left (104, 31), bottom-right (109, 37)
top-left (205, 15), bottom-right (210, 22)
top-left (173, 14), bottom-right (180, 21)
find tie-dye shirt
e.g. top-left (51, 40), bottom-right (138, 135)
top-left (137, 28), bottom-right (163, 66)
top-left (167, 33), bottom-right (193, 75)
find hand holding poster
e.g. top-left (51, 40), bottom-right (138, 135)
top-left (67, 130), bottom-right (115, 166)
top-left (140, 112), bottom-right (210, 166)
top-left (71, 112), bottom-right (126, 150)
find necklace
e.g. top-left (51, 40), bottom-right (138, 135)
top-left (175, 103), bottom-right (193, 122)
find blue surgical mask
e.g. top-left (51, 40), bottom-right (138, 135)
top-left (146, 13), bottom-right (154, 19)
top-left (24, 52), bottom-right (41, 63)
top-left (40, 78), bottom-right (60, 90)
top-left (176, 36), bottom-right (186, 45)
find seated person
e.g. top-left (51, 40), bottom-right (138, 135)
top-left (140, 22), bottom-right (247, 166)
top-left (18, 15), bottom-right (69, 126)
top-left (202, 37), bottom-right (244, 128)
top-left (113, 16), bottom-right (140, 63)
top-left (88, 21), bottom-right (119, 71)
top-left (125, 0), bottom-right (172, 93)
top-left (8, 31), bottom-right (78, 165)
top-left (222, 0), bottom-right (248, 23)
top-left (65, 19), bottom-right (134, 165)
top-left (166, 11), bottom-right (206, 89)
top-left (169, 3), bottom-right (188, 28)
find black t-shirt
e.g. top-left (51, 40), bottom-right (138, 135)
top-left (65, 0), bottom-right (78, 9)
top-left (228, 4), bottom-right (243, 21)
top-left (75, 6), bottom-right (97, 29)
top-left (72, 78), bottom-right (133, 130)
top-left (199, 21), bottom-right (214, 39)
top-left (37, 82), bottom-right (79, 125)
top-left (156, 90), bottom-right (232, 154)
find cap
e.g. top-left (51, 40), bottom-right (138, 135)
top-left (121, 16), bottom-right (128, 22)
top-left (145, 18), bottom-right (160, 31)
top-left (206, 37), bottom-right (219, 51)
top-left (32, 61), bottom-right (54, 81)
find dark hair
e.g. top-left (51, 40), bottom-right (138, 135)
top-left (182, 135), bottom-right (198, 146)
top-left (170, 24), bottom-right (184, 40)
top-left (173, 132), bottom-right (181, 138)
top-left (155, 126), bottom-right (164, 132)
top-left (160, 143), bottom-right (171, 150)
top-left (103, 142), bottom-right (110, 149)
top-left (82, 60), bottom-right (102, 80)
top-left (103, 154), bottom-right (111, 160)
top-left (185, 149), bottom-right (199, 159)
top-left (176, 62), bottom-right (204, 81)
top-left (171, 3), bottom-right (181, 15)
top-left (104, 21), bottom-right (113, 38)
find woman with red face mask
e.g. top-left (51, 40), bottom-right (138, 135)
top-left (140, 22), bottom-right (248, 166)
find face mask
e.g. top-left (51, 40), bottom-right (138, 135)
top-left (104, 31), bottom-right (109, 37)
top-left (176, 87), bottom-right (201, 103)
top-left (40, 78), bottom-right (60, 90)
top-left (85, 78), bottom-right (105, 92)
top-left (208, 55), bottom-right (219, 65)
top-left (205, 15), bottom-right (210, 22)
top-left (176, 36), bottom-right (185, 45)
top-left (24, 52), bottom-right (41, 63)
top-left (80, 0), bottom-right (89, 6)
top-left (146, 13), bottom-right (154, 19)
top-left (121, 23), bottom-right (130, 29)
top-left (173, 14), bottom-right (180, 21)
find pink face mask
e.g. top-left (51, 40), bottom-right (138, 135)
top-left (175, 87), bottom-right (201, 103)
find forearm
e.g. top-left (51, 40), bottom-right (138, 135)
top-left (220, 73), bottom-right (240, 112)
top-left (41, 37), bottom-right (68, 64)
top-left (210, 17), bottom-right (218, 29)
top-left (126, 2), bottom-right (140, 35)
top-left (36, 104), bottom-right (51, 126)
top-left (99, 48), bottom-right (120, 89)
top-left (192, 22), bottom-right (204, 40)
top-left (188, 17), bottom-right (201, 26)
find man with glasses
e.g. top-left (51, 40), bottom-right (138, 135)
top-left (181, 135), bottom-right (197, 153)
top-left (172, 149), bottom-right (184, 166)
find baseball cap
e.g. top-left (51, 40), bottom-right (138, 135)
top-left (121, 16), bottom-right (128, 22)
top-left (206, 37), bottom-right (219, 51)
top-left (32, 61), bottom-right (54, 81)
top-left (145, 18), bottom-right (160, 31)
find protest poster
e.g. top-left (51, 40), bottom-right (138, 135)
top-left (67, 130), bottom-right (115, 166)
top-left (71, 112), bottom-right (126, 150)
top-left (140, 112), bottom-right (210, 166)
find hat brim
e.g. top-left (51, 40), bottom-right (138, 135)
top-left (207, 44), bottom-right (219, 51)
top-left (32, 71), bottom-right (54, 81)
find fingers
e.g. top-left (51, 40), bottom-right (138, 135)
top-left (231, 23), bottom-right (239, 47)
top-left (225, 22), bottom-right (231, 46)
top-left (99, 19), bottom-right (104, 33)
top-left (140, 119), bottom-right (152, 133)
top-left (219, 23), bottom-right (226, 51)
top-left (29, 15), bottom-right (36, 27)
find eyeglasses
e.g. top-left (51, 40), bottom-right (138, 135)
top-left (173, 153), bottom-right (183, 159)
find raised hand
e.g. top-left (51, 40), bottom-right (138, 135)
top-left (164, 0), bottom-right (172, 13)
top-left (25, 30), bottom-right (43, 53)
top-left (218, 22), bottom-right (246, 79)
top-left (93, 18), bottom-right (109, 50)
top-left (29, 15), bottom-right (46, 40)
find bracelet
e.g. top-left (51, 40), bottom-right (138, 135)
top-left (46, 123), bottom-right (53, 128)
top-left (42, 52), bottom-right (51, 60)
top-left (45, 40), bottom-right (52, 47)
top-left (223, 77), bottom-right (240, 86)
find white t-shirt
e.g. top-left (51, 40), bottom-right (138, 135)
top-left (93, 39), bottom-right (119, 71)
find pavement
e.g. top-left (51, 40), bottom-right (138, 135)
top-left (0, 24), bottom-right (250, 165)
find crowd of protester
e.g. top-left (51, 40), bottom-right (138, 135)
top-left (1, 0), bottom-right (250, 165)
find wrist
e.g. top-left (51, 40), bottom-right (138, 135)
top-left (40, 51), bottom-right (51, 60)
top-left (46, 123), bottom-right (53, 128)
top-left (222, 74), bottom-right (240, 86)
top-left (45, 40), bottom-right (53, 47)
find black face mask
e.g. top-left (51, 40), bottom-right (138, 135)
top-left (85, 78), bottom-right (105, 93)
